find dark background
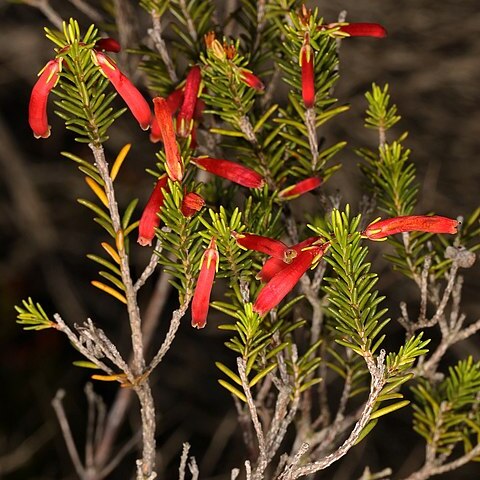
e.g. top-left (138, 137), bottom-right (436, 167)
top-left (1, 0), bottom-right (479, 478)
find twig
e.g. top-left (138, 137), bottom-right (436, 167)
top-left (68, 0), bottom-right (104, 23)
top-left (188, 456), bottom-right (199, 480)
top-left (23, 0), bottom-right (63, 29)
top-left (401, 437), bottom-right (480, 480)
top-left (148, 11), bottom-right (178, 83)
top-left (176, 0), bottom-right (198, 41)
top-left (146, 296), bottom-right (191, 373)
top-left (179, 442), bottom-right (190, 480)
top-left (99, 434), bottom-right (140, 479)
top-left (237, 357), bottom-right (268, 479)
top-left (289, 352), bottom-right (386, 478)
top-left (278, 443), bottom-right (309, 480)
top-left (135, 239), bottom-right (163, 292)
top-left (52, 390), bottom-right (86, 479)
top-left (54, 313), bottom-right (113, 374)
top-left (78, 319), bottom-right (134, 381)
top-left (90, 143), bottom-right (155, 477)
top-left (90, 143), bottom-right (145, 374)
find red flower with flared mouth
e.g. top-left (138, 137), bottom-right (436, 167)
top-left (29, 58), bottom-right (61, 139)
top-left (253, 242), bottom-right (329, 315)
top-left (137, 175), bottom-right (169, 246)
top-left (192, 238), bottom-right (219, 329)
top-left (191, 157), bottom-right (265, 188)
top-left (93, 51), bottom-right (151, 130)
top-left (300, 34), bottom-right (315, 109)
top-left (279, 177), bottom-right (323, 200)
top-left (153, 97), bottom-right (184, 182)
top-left (363, 215), bottom-right (459, 241)
top-left (257, 236), bottom-right (323, 282)
top-left (177, 65), bottom-right (202, 138)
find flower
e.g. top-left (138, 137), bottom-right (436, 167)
top-left (181, 192), bottom-right (205, 217)
top-left (29, 59), bottom-right (61, 139)
top-left (363, 215), bottom-right (459, 241)
top-left (257, 236), bottom-right (323, 282)
top-left (323, 22), bottom-right (387, 38)
top-left (93, 51), bottom-right (151, 130)
top-left (300, 34), bottom-right (315, 109)
top-left (253, 243), bottom-right (329, 315)
top-left (191, 157), bottom-right (265, 188)
top-left (137, 175), bottom-right (169, 246)
top-left (279, 177), bottom-right (323, 200)
top-left (177, 65), bottom-right (202, 137)
top-left (192, 238), bottom-right (219, 328)
top-left (95, 37), bottom-right (121, 52)
top-left (150, 88), bottom-right (185, 143)
top-left (233, 232), bottom-right (288, 259)
top-left (239, 69), bottom-right (265, 91)
top-left (153, 97), bottom-right (184, 181)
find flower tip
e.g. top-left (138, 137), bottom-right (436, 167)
top-left (137, 236), bottom-right (152, 247)
top-left (33, 127), bottom-right (51, 139)
top-left (191, 318), bottom-right (207, 329)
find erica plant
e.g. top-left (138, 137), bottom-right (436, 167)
top-left (13, 1), bottom-right (480, 480)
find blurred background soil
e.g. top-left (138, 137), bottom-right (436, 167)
top-left (0, 0), bottom-right (479, 478)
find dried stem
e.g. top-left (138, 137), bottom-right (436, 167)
top-left (68, 0), bottom-right (103, 23)
top-left (23, 0), bottom-right (63, 29)
top-left (288, 352), bottom-right (386, 479)
top-left (147, 295), bottom-right (191, 373)
top-left (237, 357), bottom-right (268, 479)
top-left (135, 239), bottom-right (163, 292)
top-left (176, 0), bottom-right (197, 41)
top-left (89, 143), bottom-right (156, 478)
top-left (52, 390), bottom-right (86, 479)
top-left (148, 11), bottom-right (178, 83)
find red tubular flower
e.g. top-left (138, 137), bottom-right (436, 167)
top-left (191, 157), bottom-right (265, 188)
top-left (327, 22), bottom-right (387, 38)
top-left (93, 51), bottom-right (151, 130)
top-left (253, 244), bottom-right (328, 315)
top-left (137, 175), bottom-right (169, 246)
top-left (363, 215), bottom-right (459, 241)
top-left (192, 238), bottom-right (219, 329)
top-left (153, 97), bottom-right (184, 181)
top-left (258, 236), bottom-right (322, 282)
top-left (239, 69), bottom-right (265, 91)
top-left (300, 34), bottom-right (315, 109)
top-left (233, 232), bottom-right (288, 259)
top-left (279, 177), bottom-right (323, 200)
top-left (29, 59), bottom-right (61, 139)
top-left (177, 65), bottom-right (202, 137)
top-left (150, 88), bottom-right (185, 143)
top-left (95, 37), bottom-right (121, 52)
top-left (181, 192), bottom-right (205, 217)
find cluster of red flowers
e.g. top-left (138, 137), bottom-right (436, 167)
top-left (28, 19), bottom-right (459, 332)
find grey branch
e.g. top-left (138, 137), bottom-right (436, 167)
top-left (147, 295), bottom-right (191, 373)
top-left (288, 352), bottom-right (386, 479)
top-left (237, 357), bottom-right (268, 479)
top-left (54, 313), bottom-right (113, 374)
top-left (148, 12), bottom-right (178, 83)
top-left (135, 239), bottom-right (163, 292)
top-left (52, 390), bottom-right (86, 479)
